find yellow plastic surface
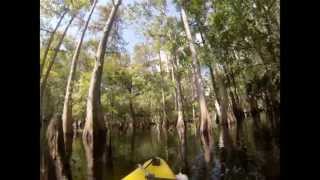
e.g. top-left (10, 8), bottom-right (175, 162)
top-left (122, 157), bottom-right (176, 180)
top-left (122, 167), bottom-right (147, 180)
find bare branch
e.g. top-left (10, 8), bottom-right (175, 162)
top-left (40, 28), bottom-right (54, 34)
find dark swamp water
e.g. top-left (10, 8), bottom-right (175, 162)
top-left (69, 117), bottom-right (279, 180)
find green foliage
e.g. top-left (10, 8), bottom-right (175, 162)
top-left (40, 0), bottom-right (68, 17)
top-left (41, 0), bottom-right (279, 179)
top-left (41, 0), bottom-right (279, 129)
top-left (65, 0), bottom-right (90, 11)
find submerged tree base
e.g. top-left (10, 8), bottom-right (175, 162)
top-left (46, 115), bottom-right (72, 180)
top-left (82, 128), bottom-right (107, 180)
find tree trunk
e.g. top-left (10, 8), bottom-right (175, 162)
top-left (222, 64), bottom-right (243, 125)
top-left (212, 65), bottom-right (235, 152)
top-left (190, 68), bottom-right (198, 131)
top-left (46, 115), bottom-right (72, 180)
top-left (40, 14), bottom-right (75, 170)
top-left (201, 132), bottom-right (214, 167)
top-left (180, 6), bottom-right (213, 138)
top-left (247, 87), bottom-right (261, 130)
top-left (40, 10), bottom-right (68, 79)
top-left (40, 14), bottom-right (76, 122)
top-left (172, 53), bottom-right (189, 173)
top-left (158, 50), bottom-right (167, 130)
top-left (82, 1), bottom-right (121, 179)
top-left (213, 65), bottom-right (229, 127)
top-left (208, 65), bottom-right (221, 104)
top-left (172, 53), bottom-right (185, 141)
top-left (170, 65), bottom-right (178, 111)
top-left (41, 127), bottom-right (58, 180)
top-left (208, 64), bottom-right (223, 125)
top-left (62, 0), bottom-right (97, 161)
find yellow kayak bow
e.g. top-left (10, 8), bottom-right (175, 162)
top-left (122, 157), bottom-right (176, 180)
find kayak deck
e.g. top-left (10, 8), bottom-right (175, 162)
top-left (122, 157), bottom-right (176, 180)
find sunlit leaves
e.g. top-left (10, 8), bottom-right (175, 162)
top-left (40, 0), bottom-right (280, 127)
top-left (41, 0), bottom-right (68, 17)
top-left (65, 0), bottom-right (90, 11)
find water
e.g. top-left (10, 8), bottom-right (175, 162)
top-left (70, 118), bottom-right (280, 180)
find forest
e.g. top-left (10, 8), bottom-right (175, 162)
top-left (40, 0), bottom-right (280, 179)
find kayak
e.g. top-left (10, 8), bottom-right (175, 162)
top-left (122, 157), bottom-right (176, 180)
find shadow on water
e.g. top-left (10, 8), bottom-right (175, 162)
top-left (67, 117), bottom-right (279, 180)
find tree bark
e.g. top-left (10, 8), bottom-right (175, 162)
top-left (62, 0), bottom-right (97, 161)
top-left (213, 65), bottom-right (230, 127)
top-left (82, 1), bottom-right (121, 179)
top-left (201, 131), bottom-right (214, 166)
top-left (172, 53), bottom-right (189, 173)
top-left (158, 50), bottom-right (168, 130)
top-left (211, 65), bottom-right (235, 152)
top-left (46, 115), bottom-right (72, 180)
top-left (172, 54), bottom-right (185, 141)
top-left (40, 14), bottom-right (75, 168)
top-left (208, 65), bottom-right (221, 103)
top-left (208, 64), bottom-right (223, 126)
top-left (221, 64), bottom-right (243, 126)
top-left (170, 65), bottom-right (178, 111)
top-left (40, 10), bottom-right (68, 79)
top-left (246, 84), bottom-right (261, 130)
top-left (180, 6), bottom-right (213, 139)
top-left (41, 14), bottom-right (76, 122)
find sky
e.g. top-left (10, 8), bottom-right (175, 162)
top-left (98, 0), bottom-right (180, 55)
top-left (41, 0), bottom-right (211, 80)
top-left (41, 0), bottom-right (180, 55)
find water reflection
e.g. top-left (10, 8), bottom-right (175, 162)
top-left (161, 127), bottom-right (169, 161)
top-left (71, 137), bottom-right (86, 180)
top-left (129, 127), bottom-right (136, 163)
top-left (104, 132), bottom-right (114, 180)
top-left (82, 129), bottom-right (106, 180)
top-left (68, 118), bottom-right (279, 180)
